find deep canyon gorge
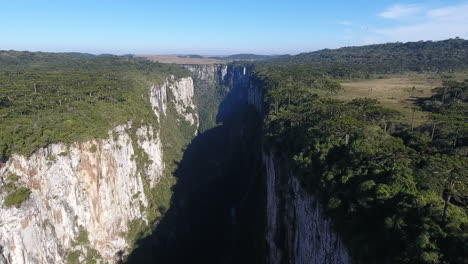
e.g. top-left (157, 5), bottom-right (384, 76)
top-left (3, 40), bottom-right (467, 264)
top-left (0, 63), bottom-right (348, 264)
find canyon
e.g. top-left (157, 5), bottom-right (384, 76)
top-left (0, 63), bottom-right (348, 264)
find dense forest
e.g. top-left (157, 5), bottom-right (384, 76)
top-left (0, 51), bottom-right (189, 160)
top-left (0, 51), bottom-right (202, 261)
top-left (253, 39), bottom-right (467, 263)
top-left (268, 38), bottom-right (468, 78)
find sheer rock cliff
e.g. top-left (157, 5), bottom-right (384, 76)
top-left (0, 75), bottom-right (198, 264)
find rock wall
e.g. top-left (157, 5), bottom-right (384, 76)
top-left (150, 75), bottom-right (199, 128)
top-left (183, 64), bottom-right (223, 84)
top-left (0, 75), bottom-right (198, 264)
top-left (263, 152), bottom-right (350, 264)
top-left (184, 64), bottom-right (262, 120)
top-left (185, 63), bottom-right (349, 263)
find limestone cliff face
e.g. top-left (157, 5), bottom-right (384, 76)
top-left (149, 75), bottom-right (199, 128)
top-left (0, 76), bottom-right (197, 264)
top-left (184, 64), bottom-right (262, 119)
top-left (183, 64), bottom-right (222, 84)
top-left (0, 124), bottom-right (162, 264)
top-left (263, 152), bottom-right (350, 264)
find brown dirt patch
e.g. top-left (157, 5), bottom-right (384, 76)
top-left (137, 54), bottom-right (223, 65)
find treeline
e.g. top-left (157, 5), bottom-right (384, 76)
top-left (0, 51), bottom-right (190, 161)
top-left (0, 50), bottom-right (188, 76)
top-left (420, 79), bottom-right (468, 153)
top-left (253, 64), bottom-right (467, 263)
top-left (270, 38), bottom-right (468, 78)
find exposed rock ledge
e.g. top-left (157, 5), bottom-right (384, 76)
top-left (0, 74), bottom-right (199, 264)
top-left (264, 152), bottom-right (351, 264)
top-left (150, 76), bottom-right (199, 128)
top-left (0, 123), bottom-right (163, 263)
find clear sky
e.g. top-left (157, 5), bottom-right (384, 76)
top-left (1, 0), bottom-right (467, 55)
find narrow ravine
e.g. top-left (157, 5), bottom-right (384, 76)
top-left (126, 64), bottom-right (266, 264)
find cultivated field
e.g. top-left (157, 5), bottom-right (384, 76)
top-left (336, 73), bottom-right (442, 124)
top-left (137, 54), bottom-right (223, 64)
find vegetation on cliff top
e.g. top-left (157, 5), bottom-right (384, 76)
top-left (255, 39), bottom-right (467, 263)
top-left (256, 80), bottom-right (467, 263)
top-left (269, 38), bottom-right (468, 78)
top-left (0, 51), bottom-right (190, 160)
top-left (0, 50), bottom-right (200, 263)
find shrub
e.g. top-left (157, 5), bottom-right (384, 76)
top-left (67, 251), bottom-right (81, 264)
top-left (4, 187), bottom-right (31, 208)
top-left (8, 174), bottom-right (20, 182)
top-left (89, 145), bottom-right (97, 153)
top-left (85, 248), bottom-right (102, 264)
top-left (75, 227), bottom-right (89, 245)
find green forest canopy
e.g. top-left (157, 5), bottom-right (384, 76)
top-left (0, 51), bottom-right (190, 160)
top-left (252, 39), bottom-right (467, 263)
top-left (268, 38), bottom-right (468, 78)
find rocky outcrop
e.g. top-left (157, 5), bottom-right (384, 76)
top-left (149, 76), bottom-right (199, 128)
top-left (0, 75), bottom-right (198, 264)
top-left (0, 124), bottom-right (162, 263)
top-left (184, 64), bottom-right (262, 121)
top-left (264, 152), bottom-right (350, 264)
top-left (168, 77), bottom-right (198, 127)
top-left (183, 65), bottom-right (221, 84)
top-left (149, 83), bottom-right (168, 119)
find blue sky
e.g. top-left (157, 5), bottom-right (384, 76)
top-left (1, 0), bottom-right (467, 55)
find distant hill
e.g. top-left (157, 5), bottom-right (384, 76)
top-left (62, 52), bottom-right (96, 58)
top-left (274, 38), bottom-right (468, 73)
top-left (0, 50), bottom-right (160, 71)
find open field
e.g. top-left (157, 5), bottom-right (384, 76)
top-left (336, 73), bottom-right (443, 125)
top-left (137, 54), bottom-right (223, 64)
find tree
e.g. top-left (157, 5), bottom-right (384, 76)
top-left (425, 154), bottom-right (468, 223)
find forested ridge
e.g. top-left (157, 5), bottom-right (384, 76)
top-left (269, 38), bottom-right (468, 78)
top-left (253, 39), bottom-right (467, 263)
top-left (0, 51), bottom-right (189, 161)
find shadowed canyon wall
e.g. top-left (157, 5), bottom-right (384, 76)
top-left (0, 64), bottom-right (349, 264)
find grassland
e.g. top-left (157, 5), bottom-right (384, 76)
top-left (137, 54), bottom-right (223, 65)
top-left (336, 72), bottom-right (468, 125)
top-left (336, 73), bottom-right (443, 125)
